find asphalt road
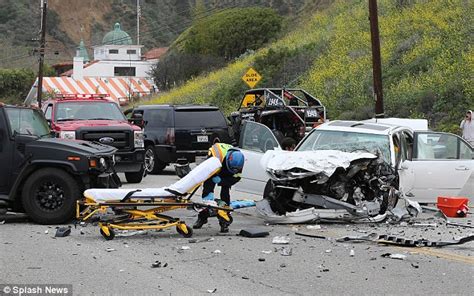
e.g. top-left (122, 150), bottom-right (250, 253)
top-left (1, 166), bottom-right (473, 296)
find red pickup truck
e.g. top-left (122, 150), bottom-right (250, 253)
top-left (41, 94), bottom-right (145, 183)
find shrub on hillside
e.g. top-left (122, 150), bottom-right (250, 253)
top-left (175, 7), bottom-right (282, 60)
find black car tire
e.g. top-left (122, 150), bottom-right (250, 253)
top-left (147, 146), bottom-right (167, 174)
top-left (263, 179), bottom-right (299, 215)
top-left (144, 145), bottom-right (156, 174)
top-left (125, 168), bottom-right (144, 183)
top-left (22, 168), bottom-right (80, 224)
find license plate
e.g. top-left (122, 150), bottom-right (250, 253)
top-left (197, 135), bottom-right (208, 142)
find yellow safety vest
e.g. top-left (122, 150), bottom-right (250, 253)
top-left (208, 143), bottom-right (233, 162)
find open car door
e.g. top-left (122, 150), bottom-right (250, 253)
top-left (235, 121), bottom-right (281, 196)
top-left (408, 132), bottom-right (473, 202)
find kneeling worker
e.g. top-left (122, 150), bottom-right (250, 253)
top-left (193, 143), bottom-right (245, 233)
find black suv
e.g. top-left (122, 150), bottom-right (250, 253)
top-left (126, 105), bottom-right (234, 174)
top-left (0, 104), bottom-right (119, 224)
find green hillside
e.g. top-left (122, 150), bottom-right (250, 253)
top-left (148, 0), bottom-right (473, 132)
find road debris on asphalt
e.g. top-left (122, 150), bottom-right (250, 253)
top-left (55, 226), bottom-right (71, 237)
top-left (280, 247), bottom-right (292, 256)
top-left (295, 231), bottom-right (327, 240)
top-left (381, 253), bottom-right (407, 260)
top-left (151, 261), bottom-right (168, 268)
top-left (337, 233), bottom-right (474, 248)
top-left (207, 288), bottom-right (217, 293)
top-left (272, 236), bottom-right (290, 244)
top-left (106, 248), bottom-right (116, 252)
top-left (349, 249), bottom-right (355, 257)
top-left (181, 246), bottom-right (190, 250)
top-left (239, 228), bottom-right (270, 238)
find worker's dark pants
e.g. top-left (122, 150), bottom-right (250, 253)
top-left (202, 175), bottom-right (240, 205)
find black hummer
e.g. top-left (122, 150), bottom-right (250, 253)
top-left (126, 105), bottom-right (234, 176)
top-left (0, 104), bottom-right (119, 224)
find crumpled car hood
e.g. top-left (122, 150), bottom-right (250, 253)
top-left (262, 150), bottom-right (377, 180)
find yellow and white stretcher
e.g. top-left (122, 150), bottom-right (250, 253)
top-left (76, 157), bottom-right (232, 240)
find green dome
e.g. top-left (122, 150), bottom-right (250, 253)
top-left (76, 39), bottom-right (90, 62)
top-left (102, 23), bottom-right (132, 45)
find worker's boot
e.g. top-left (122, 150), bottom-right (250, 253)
top-left (216, 203), bottom-right (232, 233)
top-left (193, 210), bottom-right (209, 229)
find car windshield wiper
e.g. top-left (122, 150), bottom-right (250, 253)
top-left (57, 118), bottom-right (83, 122)
top-left (88, 118), bottom-right (114, 120)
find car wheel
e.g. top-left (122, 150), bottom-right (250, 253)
top-left (380, 186), bottom-right (399, 214)
top-left (263, 179), bottom-right (299, 215)
top-left (22, 168), bottom-right (80, 224)
top-left (144, 146), bottom-right (156, 174)
top-left (125, 168), bottom-right (144, 183)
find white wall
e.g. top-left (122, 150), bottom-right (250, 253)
top-left (83, 60), bottom-right (154, 78)
top-left (93, 45), bottom-right (143, 61)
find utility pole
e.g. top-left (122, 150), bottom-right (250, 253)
top-left (137, 0), bottom-right (140, 45)
top-left (37, 0), bottom-right (47, 108)
top-left (368, 0), bottom-right (384, 118)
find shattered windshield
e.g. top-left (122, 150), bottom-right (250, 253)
top-left (55, 102), bottom-right (126, 121)
top-left (298, 130), bottom-right (391, 163)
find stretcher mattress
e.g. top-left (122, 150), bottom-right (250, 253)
top-left (84, 157), bottom-right (222, 202)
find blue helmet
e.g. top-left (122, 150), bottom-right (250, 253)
top-left (226, 150), bottom-right (244, 174)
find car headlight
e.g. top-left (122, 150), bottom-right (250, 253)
top-left (59, 131), bottom-right (76, 139)
top-left (134, 131), bottom-right (144, 148)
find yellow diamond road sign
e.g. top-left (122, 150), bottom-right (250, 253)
top-left (242, 68), bottom-right (262, 88)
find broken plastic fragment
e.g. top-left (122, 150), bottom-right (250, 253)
top-left (272, 236), bottom-right (290, 244)
top-left (181, 246), bottom-right (190, 250)
top-left (349, 249), bottom-right (355, 257)
top-left (55, 227), bottom-right (71, 237)
top-left (381, 253), bottom-right (406, 260)
top-left (280, 247), bottom-right (292, 256)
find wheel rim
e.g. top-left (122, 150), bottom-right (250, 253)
top-left (34, 181), bottom-right (65, 211)
top-left (144, 148), bottom-right (155, 173)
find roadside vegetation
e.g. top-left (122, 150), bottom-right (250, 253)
top-left (0, 67), bottom-right (55, 104)
top-left (149, 0), bottom-right (473, 133)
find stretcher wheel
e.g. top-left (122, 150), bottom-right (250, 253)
top-left (217, 210), bottom-right (233, 224)
top-left (176, 224), bottom-right (193, 238)
top-left (100, 227), bottom-right (115, 240)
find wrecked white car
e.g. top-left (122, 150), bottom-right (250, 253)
top-left (260, 149), bottom-right (399, 221)
top-left (234, 120), bottom-right (473, 222)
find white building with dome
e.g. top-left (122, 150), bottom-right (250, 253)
top-left (68, 23), bottom-right (159, 79)
top-left (25, 23), bottom-right (167, 106)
